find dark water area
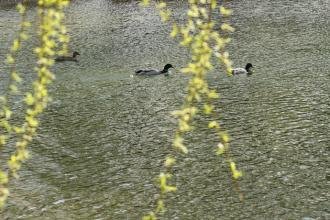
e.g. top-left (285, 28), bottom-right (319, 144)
top-left (0, 0), bottom-right (329, 219)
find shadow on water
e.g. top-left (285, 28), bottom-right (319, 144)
top-left (0, 0), bottom-right (329, 219)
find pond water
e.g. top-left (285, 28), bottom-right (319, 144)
top-left (0, 0), bottom-right (329, 219)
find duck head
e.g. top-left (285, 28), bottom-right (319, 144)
top-left (162, 64), bottom-right (174, 76)
top-left (163, 64), bottom-right (174, 71)
top-left (73, 51), bottom-right (80, 58)
top-left (245, 63), bottom-right (253, 71)
top-left (245, 63), bottom-right (253, 75)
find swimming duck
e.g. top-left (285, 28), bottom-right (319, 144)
top-left (135, 64), bottom-right (174, 76)
top-left (55, 51), bottom-right (80, 62)
top-left (232, 63), bottom-right (253, 75)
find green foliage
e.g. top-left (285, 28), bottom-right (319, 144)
top-left (141, 0), bottom-right (243, 219)
top-left (0, 0), bottom-right (70, 208)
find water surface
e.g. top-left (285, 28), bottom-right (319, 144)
top-left (0, 0), bottom-right (329, 219)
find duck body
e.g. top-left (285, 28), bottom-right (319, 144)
top-left (232, 63), bottom-right (253, 75)
top-left (55, 51), bottom-right (80, 62)
top-left (135, 69), bottom-right (164, 76)
top-left (135, 64), bottom-right (174, 76)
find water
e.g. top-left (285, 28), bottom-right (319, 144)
top-left (0, 0), bottom-right (329, 219)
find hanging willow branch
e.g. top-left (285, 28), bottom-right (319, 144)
top-left (0, 0), bottom-right (70, 208)
top-left (141, 1), bottom-right (242, 219)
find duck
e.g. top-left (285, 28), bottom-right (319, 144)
top-left (55, 51), bottom-right (80, 62)
top-left (232, 63), bottom-right (253, 75)
top-left (135, 64), bottom-right (174, 76)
